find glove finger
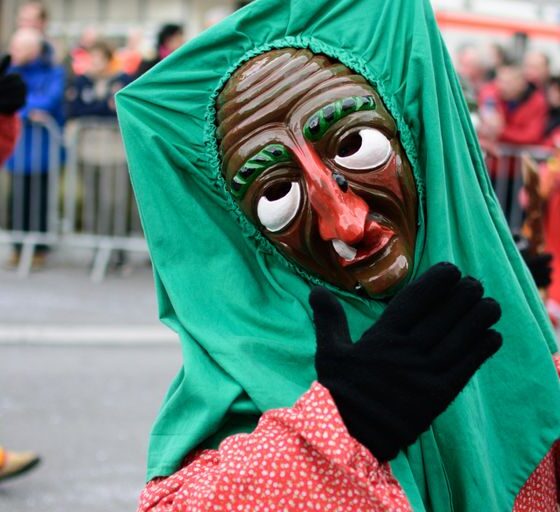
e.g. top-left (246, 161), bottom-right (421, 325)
top-left (378, 262), bottom-right (462, 333)
top-left (412, 276), bottom-right (484, 346)
top-left (309, 287), bottom-right (352, 350)
top-left (0, 54), bottom-right (10, 75)
top-left (445, 297), bottom-right (502, 342)
top-left (441, 329), bottom-right (502, 401)
top-left (422, 298), bottom-right (501, 371)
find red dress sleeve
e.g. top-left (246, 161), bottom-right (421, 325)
top-left (137, 382), bottom-right (411, 512)
top-left (513, 353), bottom-right (560, 511)
top-left (0, 114), bottom-right (19, 165)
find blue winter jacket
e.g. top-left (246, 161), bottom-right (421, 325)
top-left (6, 57), bottom-right (65, 174)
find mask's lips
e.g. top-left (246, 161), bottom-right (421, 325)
top-left (333, 216), bottom-right (395, 268)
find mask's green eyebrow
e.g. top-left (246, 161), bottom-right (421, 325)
top-left (303, 95), bottom-right (376, 142)
top-left (231, 144), bottom-right (292, 199)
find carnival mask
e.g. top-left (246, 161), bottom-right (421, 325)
top-left (217, 49), bottom-right (418, 296)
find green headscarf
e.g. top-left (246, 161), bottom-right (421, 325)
top-left (116, 0), bottom-right (560, 510)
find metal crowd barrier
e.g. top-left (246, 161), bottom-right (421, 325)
top-left (485, 144), bottom-right (554, 234)
top-left (1, 119), bottom-right (551, 280)
top-left (0, 115), bottom-right (147, 281)
top-left (0, 115), bottom-right (62, 276)
top-left (63, 117), bottom-right (146, 282)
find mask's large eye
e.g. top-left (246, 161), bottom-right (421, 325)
top-left (257, 181), bottom-right (301, 233)
top-left (334, 128), bottom-right (392, 170)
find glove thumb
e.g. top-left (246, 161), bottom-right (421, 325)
top-left (309, 287), bottom-right (352, 350)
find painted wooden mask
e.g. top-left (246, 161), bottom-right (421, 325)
top-left (217, 48), bottom-right (418, 296)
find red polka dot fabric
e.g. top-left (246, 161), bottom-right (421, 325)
top-left (513, 446), bottom-right (559, 512)
top-left (138, 355), bottom-right (560, 511)
top-left (138, 383), bottom-right (411, 512)
top-left (512, 354), bottom-right (560, 511)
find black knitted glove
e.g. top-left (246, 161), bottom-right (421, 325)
top-left (309, 262), bottom-right (502, 462)
top-left (524, 253), bottom-right (553, 289)
top-left (0, 55), bottom-right (27, 115)
top-left (514, 235), bottom-right (553, 288)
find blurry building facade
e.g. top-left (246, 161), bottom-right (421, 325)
top-left (0, 0), bottom-right (248, 53)
top-left (2, 0), bottom-right (560, 60)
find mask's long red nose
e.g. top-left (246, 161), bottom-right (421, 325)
top-left (295, 144), bottom-right (369, 245)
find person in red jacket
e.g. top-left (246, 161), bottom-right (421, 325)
top-left (478, 64), bottom-right (548, 149)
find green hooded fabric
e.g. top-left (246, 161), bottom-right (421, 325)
top-left (116, 0), bottom-right (560, 510)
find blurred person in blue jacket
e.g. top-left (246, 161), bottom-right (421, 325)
top-left (66, 40), bottom-right (130, 119)
top-left (5, 27), bottom-right (65, 269)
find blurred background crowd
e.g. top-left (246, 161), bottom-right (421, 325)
top-left (0, 0), bottom-right (560, 311)
top-left (0, 0), bottom-right (559, 303)
top-left (2, 0), bottom-right (560, 508)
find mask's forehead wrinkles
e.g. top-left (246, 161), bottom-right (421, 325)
top-left (218, 59), bottom-right (332, 133)
top-left (217, 49), bottom-right (296, 103)
top-left (218, 67), bottom-right (343, 146)
top-left (217, 56), bottom-right (377, 155)
top-left (217, 52), bottom-right (330, 123)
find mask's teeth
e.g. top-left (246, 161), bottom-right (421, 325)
top-left (332, 239), bottom-right (358, 261)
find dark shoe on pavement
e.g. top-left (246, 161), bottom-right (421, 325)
top-left (4, 250), bottom-right (20, 270)
top-left (0, 450), bottom-right (41, 482)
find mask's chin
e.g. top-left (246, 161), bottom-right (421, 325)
top-left (345, 238), bottom-right (413, 298)
top-left (356, 258), bottom-right (412, 299)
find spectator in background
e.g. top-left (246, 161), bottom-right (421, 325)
top-left (116, 28), bottom-right (145, 77)
top-left (523, 50), bottom-right (551, 90)
top-left (69, 26), bottom-right (99, 77)
top-left (478, 65), bottom-right (548, 148)
top-left (485, 43), bottom-right (510, 82)
top-left (455, 44), bottom-right (487, 96)
top-left (66, 41), bottom-right (131, 269)
top-left (66, 40), bottom-right (130, 118)
top-left (203, 7), bottom-right (232, 29)
top-left (137, 24), bottom-right (184, 76)
top-left (6, 28), bottom-right (65, 269)
top-left (542, 76), bottom-right (560, 147)
top-left (17, 1), bottom-right (54, 64)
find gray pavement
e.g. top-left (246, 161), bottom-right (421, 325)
top-left (0, 246), bottom-right (183, 511)
top-left (0, 247), bottom-right (160, 327)
top-left (0, 344), bottom-right (181, 512)
top-left (1, 245), bottom-right (559, 512)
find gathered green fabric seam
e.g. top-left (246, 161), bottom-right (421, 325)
top-left (203, 36), bottom-right (427, 300)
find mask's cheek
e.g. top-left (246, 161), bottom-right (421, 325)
top-left (259, 209), bottom-right (357, 290)
top-left (345, 151), bottom-right (405, 203)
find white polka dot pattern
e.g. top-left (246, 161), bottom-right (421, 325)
top-left (138, 355), bottom-right (560, 511)
top-left (137, 382), bottom-right (411, 511)
top-left (512, 354), bottom-right (560, 511)
top-left (513, 445), bottom-right (559, 512)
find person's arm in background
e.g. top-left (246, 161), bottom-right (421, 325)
top-left (67, 74), bottom-right (130, 119)
top-left (0, 55), bottom-right (26, 165)
top-left (137, 264), bottom-right (503, 512)
top-left (65, 75), bottom-right (104, 118)
top-left (19, 65), bottom-right (64, 120)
